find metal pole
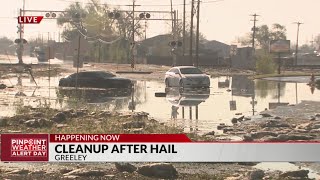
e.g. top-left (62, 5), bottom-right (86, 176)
top-left (277, 82), bottom-right (280, 103)
top-left (98, 41), bottom-right (101, 63)
top-left (173, 10), bottom-right (177, 66)
top-left (183, 0), bottom-right (186, 57)
top-left (131, 0), bottom-right (135, 70)
top-left (278, 53), bottom-right (281, 74)
top-left (252, 14), bottom-right (256, 50)
top-left (195, 0), bottom-right (200, 67)
top-left (144, 20), bottom-right (147, 40)
top-left (18, 9), bottom-right (23, 64)
top-left (195, 105), bottom-right (198, 120)
top-left (182, 107), bottom-right (185, 119)
top-left (294, 22), bottom-right (302, 66)
top-left (48, 33), bottom-right (51, 102)
top-left (295, 83), bottom-right (298, 104)
top-left (251, 95), bottom-right (255, 115)
top-left (190, 0), bottom-right (195, 65)
top-left (170, 0), bottom-right (174, 33)
top-left (75, 34), bottom-right (80, 91)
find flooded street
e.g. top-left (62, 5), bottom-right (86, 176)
top-left (1, 73), bottom-right (319, 135)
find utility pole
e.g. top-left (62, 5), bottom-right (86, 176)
top-left (18, 9), bottom-right (23, 64)
top-left (195, 0), bottom-right (201, 67)
top-left (250, 13), bottom-right (259, 51)
top-left (294, 22), bottom-right (303, 66)
top-left (183, 0), bottom-right (186, 57)
top-left (17, 0), bottom-right (26, 64)
top-left (131, 0), bottom-right (136, 69)
top-left (170, 0), bottom-right (174, 33)
top-left (189, 0), bottom-right (195, 65)
top-left (173, 10), bottom-right (177, 66)
top-left (144, 20), bottom-right (147, 40)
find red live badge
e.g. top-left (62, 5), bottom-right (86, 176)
top-left (18, 16), bottom-right (44, 24)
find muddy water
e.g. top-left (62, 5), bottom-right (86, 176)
top-left (1, 75), bottom-right (320, 134)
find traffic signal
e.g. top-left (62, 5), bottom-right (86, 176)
top-left (108, 12), bottom-right (121, 19)
top-left (73, 13), bottom-right (81, 19)
top-left (139, 13), bottom-right (145, 19)
top-left (45, 12), bottom-right (57, 18)
top-left (139, 13), bottom-right (151, 19)
top-left (169, 41), bottom-right (182, 47)
top-left (14, 38), bottom-right (27, 44)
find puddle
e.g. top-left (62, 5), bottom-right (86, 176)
top-left (255, 162), bottom-right (320, 179)
top-left (1, 74), bottom-right (320, 134)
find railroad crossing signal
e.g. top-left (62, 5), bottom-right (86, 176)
top-left (230, 45), bottom-right (237, 56)
top-left (17, 26), bottom-right (24, 33)
top-left (169, 41), bottom-right (182, 47)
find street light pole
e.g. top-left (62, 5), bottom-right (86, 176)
top-left (294, 22), bottom-right (303, 66)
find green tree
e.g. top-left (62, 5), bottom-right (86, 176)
top-left (57, 0), bottom-right (144, 63)
top-left (0, 37), bottom-right (15, 55)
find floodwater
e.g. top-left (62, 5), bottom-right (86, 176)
top-left (0, 56), bottom-right (64, 65)
top-left (1, 74), bottom-right (320, 135)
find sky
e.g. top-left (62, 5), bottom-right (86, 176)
top-left (0, 0), bottom-right (319, 46)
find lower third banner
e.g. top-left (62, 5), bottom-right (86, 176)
top-left (2, 134), bottom-right (320, 162)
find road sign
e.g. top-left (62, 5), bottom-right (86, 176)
top-left (46, 46), bottom-right (55, 60)
top-left (270, 40), bottom-right (290, 53)
top-left (71, 36), bottom-right (89, 68)
top-left (73, 55), bottom-right (84, 68)
top-left (71, 35), bottom-right (90, 54)
top-left (229, 100), bottom-right (237, 111)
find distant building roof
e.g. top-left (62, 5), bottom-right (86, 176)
top-left (203, 40), bottom-right (230, 58)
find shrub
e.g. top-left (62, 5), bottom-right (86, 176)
top-left (255, 52), bottom-right (276, 74)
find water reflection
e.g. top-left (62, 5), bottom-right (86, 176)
top-left (231, 75), bottom-right (254, 97)
top-left (1, 74), bottom-right (320, 134)
top-left (56, 81), bottom-right (147, 112)
top-left (165, 87), bottom-right (210, 132)
top-left (255, 80), bottom-right (286, 99)
top-left (231, 76), bottom-right (257, 115)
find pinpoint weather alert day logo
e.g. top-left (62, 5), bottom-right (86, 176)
top-left (1, 134), bottom-right (49, 161)
top-left (18, 16), bottom-right (44, 24)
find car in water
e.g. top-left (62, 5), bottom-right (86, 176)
top-left (164, 66), bottom-right (210, 88)
top-left (34, 46), bottom-right (48, 62)
top-left (59, 71), bottom-right (133, 89)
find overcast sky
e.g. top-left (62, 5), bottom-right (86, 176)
top-left (1, 0), bottom-right (319, 46)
